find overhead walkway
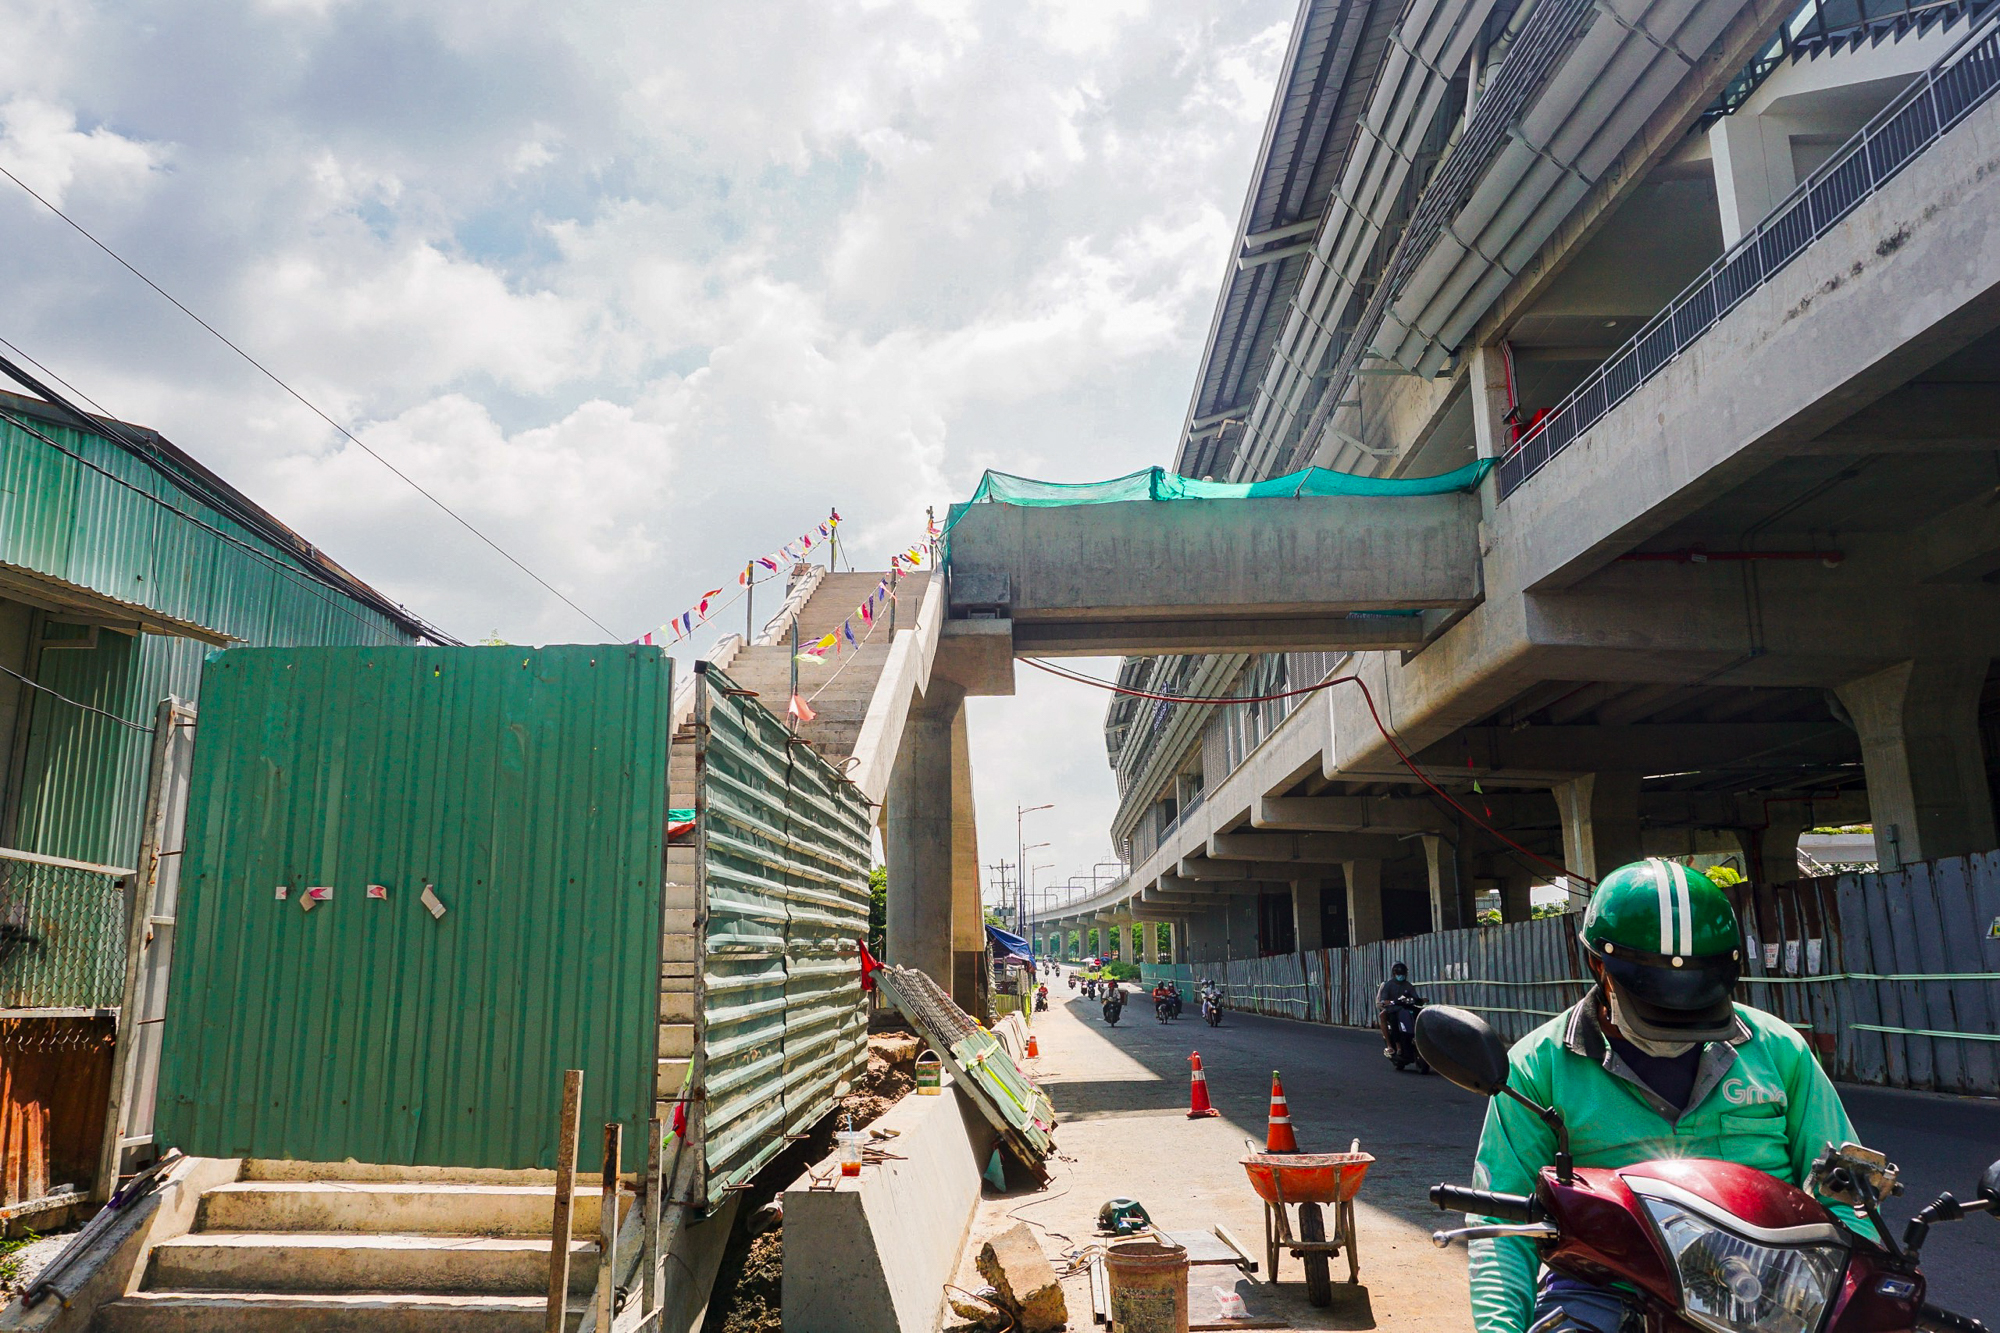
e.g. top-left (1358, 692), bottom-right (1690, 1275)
top-left (941, 460), bottom-right (1489, 660)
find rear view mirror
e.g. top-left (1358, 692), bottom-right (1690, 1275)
top-left (1416, 1006), bottom-right (1512, 1097)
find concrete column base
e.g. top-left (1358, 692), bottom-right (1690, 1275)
top-left (1836, 658), bottom-right (1996, 867)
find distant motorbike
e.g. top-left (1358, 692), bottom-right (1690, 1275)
top-left (1152, 986), bottom-right (1183, 1021)
top-left (1102, 986), bottom-right (1125, 1026)
top-left (1200, 981), bottom-right (1224, 1028)
top-left (1034, 986), bottom-right (1049, 1013)
top-left (1382, 994), bottom-right (1430, 1072)
top-left (1067, 973), bottom-right (1078, 991)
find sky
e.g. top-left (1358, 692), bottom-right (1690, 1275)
top-left (0, 0), bottom-right (1293, 893)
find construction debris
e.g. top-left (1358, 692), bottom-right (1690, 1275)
top-left (876, 965), bottom-right (1057, 1176)
top-left (976, 1221), bottom-right (1068, 1333)
top-left (947, 1286), bottom-right (1010, 1328)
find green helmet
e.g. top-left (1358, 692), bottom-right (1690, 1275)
top-left (1580, 860), bottom-right (1742, 1041)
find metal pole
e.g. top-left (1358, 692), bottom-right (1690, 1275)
top-left (546, 1069), bottom-right (583, 1333)
top-left (596, 1121), bottom-right (622, 1330)
top-left (745, 562), bottom-right (755, 643)
top-left (789, 619), bottom-right (799, 729)
top-left (640, 1116), bottom-right (663, 1316)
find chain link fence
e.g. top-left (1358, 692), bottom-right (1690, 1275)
top-left (0, 850), bottom-right (131, 1016)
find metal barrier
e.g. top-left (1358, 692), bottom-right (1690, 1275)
top-left (1497, 9), bottom-right (2000, 498)
top-left (0, 848), bottom-right (132, 1012)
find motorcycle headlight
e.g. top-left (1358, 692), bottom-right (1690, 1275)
top-left (1639, 1197), bottom-right (1845, 1333)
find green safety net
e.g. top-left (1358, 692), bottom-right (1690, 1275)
top-left (960, 456), bottom-right (1491, 507)
top-left (942, 457), bottom-right (1492, 562)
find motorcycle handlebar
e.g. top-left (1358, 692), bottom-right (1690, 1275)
top-left (1917, 1304), bottom-right (1989, 1333)
top-left (1430, 1184), bottom-right (1543, 1224)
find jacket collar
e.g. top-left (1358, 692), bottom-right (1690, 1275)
top-left (1563, 987), bottom-right (1751, 1123)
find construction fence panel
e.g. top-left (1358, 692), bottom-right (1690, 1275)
top-left (155, 645), bottom-right (671, 1173)
top-left (695, 664), bottom-right (871, 1204)
top-left (1144, 853), bottom-right (2000, 1094)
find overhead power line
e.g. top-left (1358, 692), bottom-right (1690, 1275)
top-left (0, 163), bottom-right (621, 641)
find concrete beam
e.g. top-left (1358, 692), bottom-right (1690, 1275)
top-left (1177, 857), bottom-right (1341, 882)
top-left (946, 493), bottom-right (1480, 628)
top-left (932, 618), bottom-right (1015, 696)
top-left (1253, 795), bottom-right (1446, 834)
top-left (1414, 723), bottom-right (1859, 778)
top-left (1206, 830), bottom-right (1406, 863)
top-left (1158, 874), bottom-right (1265, 897)
top-left (1010, 614), bottom-right (1425, 658)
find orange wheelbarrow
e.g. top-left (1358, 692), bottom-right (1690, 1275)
top-left (1240, 1140), bottom-right (1373, 1307)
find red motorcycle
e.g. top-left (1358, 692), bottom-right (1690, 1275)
top-left (1415, 1005), bottom-right (1997, 1333)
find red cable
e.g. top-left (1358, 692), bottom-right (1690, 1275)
top-left (1022, 657), bottom-right (1592, 887)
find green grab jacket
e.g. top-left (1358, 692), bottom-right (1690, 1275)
top-left (1467, 993), bottom-right (1876, 1333)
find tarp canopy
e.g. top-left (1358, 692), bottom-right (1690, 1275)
top-left (986, 924), bottom-right (1034, 964)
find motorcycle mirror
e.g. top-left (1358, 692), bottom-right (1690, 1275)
top-left (1415, 1006), bottom-right (1512, 1096)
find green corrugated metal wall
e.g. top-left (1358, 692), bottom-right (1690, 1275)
top-left (0, 405), bottom-right (416, 872)
top-left (696, 664), bottom-right (871, 1199)
top-left (155, 645), bottom-right (668, 1172)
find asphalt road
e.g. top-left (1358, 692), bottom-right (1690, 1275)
top-left (1019, 971), bottom-right (1999, 1328)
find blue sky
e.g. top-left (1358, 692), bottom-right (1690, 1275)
top-left (0, 0), bottom-right (1292, 890)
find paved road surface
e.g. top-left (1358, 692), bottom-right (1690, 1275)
top-left (964, 971), bottom-right (1998, 1329)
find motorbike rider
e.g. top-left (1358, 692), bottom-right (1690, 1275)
top-left (1464, 859), bottom-right (1876, 1333)
top-left (1376, 961), bottom-right (1422, 1054)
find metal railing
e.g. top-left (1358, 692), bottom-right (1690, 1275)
top-left (0, 848), bottom-right (133, 1011)
top-left (1497, 9), bottom-right (2000, 499)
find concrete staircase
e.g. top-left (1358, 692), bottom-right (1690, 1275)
top-left (717, 571), bottom-right (928, 763)
top-left (98, 1163), bottom-right (627, 1332)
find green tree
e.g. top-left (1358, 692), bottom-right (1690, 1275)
top-left (867, 865), bottom-right (887, 955)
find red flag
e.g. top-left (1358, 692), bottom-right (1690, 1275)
top-left (857, 937), bottom-right (883, 992)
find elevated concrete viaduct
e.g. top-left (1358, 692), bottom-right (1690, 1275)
top-left (807, 3), bottom-right (2000, 1003)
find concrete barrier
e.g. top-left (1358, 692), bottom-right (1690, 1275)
top-left (781, 1079), bottom-right (997, 1333)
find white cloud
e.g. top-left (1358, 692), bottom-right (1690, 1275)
top-left (0, 0), bottom-right (1291, 886)
top-left (0, 96), bottom-right (167, 209)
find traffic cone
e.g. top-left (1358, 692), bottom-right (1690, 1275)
top-left (1265, 1070), bottom-right (1299, 1152)
top-left (1186, 1051), bottom-right (1219, 1118)
top-left (1026, 1033), bottom-right (1040, 1058)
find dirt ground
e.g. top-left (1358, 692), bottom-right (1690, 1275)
top-left (700, 1030), bottom-right (920, 1333)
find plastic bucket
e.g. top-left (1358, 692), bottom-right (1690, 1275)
top-left (1103, 1237), bottom-right (1188, 1333)
top-left (915, 1051), bottom-right (943, 1095)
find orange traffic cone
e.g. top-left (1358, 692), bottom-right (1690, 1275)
top-left (1026, 1033), bottom-right (1040, 1058)
top-left (1186, 1051), bottom-right (1219, 1119)
top-left (1265, 1070), bottom-right (1299, 1152)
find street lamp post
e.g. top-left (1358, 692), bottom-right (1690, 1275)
top-left (1017, 803), bottom-right (1053, 955)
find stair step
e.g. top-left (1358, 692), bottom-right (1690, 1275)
top-left (99, 1291), bottom-right (582, 1332)
top-left (147, 1232), bottom-right (597, 1296)
top-left (199, 1183), bottom-right (619, 1237)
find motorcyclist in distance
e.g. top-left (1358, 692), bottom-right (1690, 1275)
top-left (1377, 961), bottom-right (1422, 1055)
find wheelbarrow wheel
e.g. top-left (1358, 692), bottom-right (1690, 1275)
top-left (1298, 1203), bottom-right (1333, 1307)
top-left (1341, 1199), bottom-right (1360, 1284)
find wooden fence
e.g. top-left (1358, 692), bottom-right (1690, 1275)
top-left (1145, 851), bottom-right (2000, 1095)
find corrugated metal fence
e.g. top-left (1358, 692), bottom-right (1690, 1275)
top-left (694, 663), bottom-right (871, 1203)
top-left (1145, 851), bottom-right (2000, 1095)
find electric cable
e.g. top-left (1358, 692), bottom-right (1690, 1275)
top-left (0, 662), bottom-right (152, 734)
top-left (0, 165), bottom-right (620, 641)
top-left (1019, 656), bottom-right (1592, 886)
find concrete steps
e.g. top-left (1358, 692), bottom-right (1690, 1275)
top-left (98, 1171), bottom-right (625, 1333)
top-left (98, 1291), bottom-right (578, 1332)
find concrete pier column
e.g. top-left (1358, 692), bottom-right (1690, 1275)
top-left (1345, 860), bottom-right (1384, 945)
top-left (1553, 773), bottom-right (1643, 907)
top-left (1835, 659), bottom-right (1996, 868)
top-left (1745, 818), bottom-right (1806, 887)
top-left (885, 682), bottom-right (975, 999)
top-left (1423, 835), bottom-right (1464, 933)
top-left (1174, 918), bottom-right (1190, 964)
top-left (1291, 880), bottom-right (1325, 952)
top-left (1708, 112), bottom-right (1794, 246)
top-left (1499, 877), bottom-right (1533, 924)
